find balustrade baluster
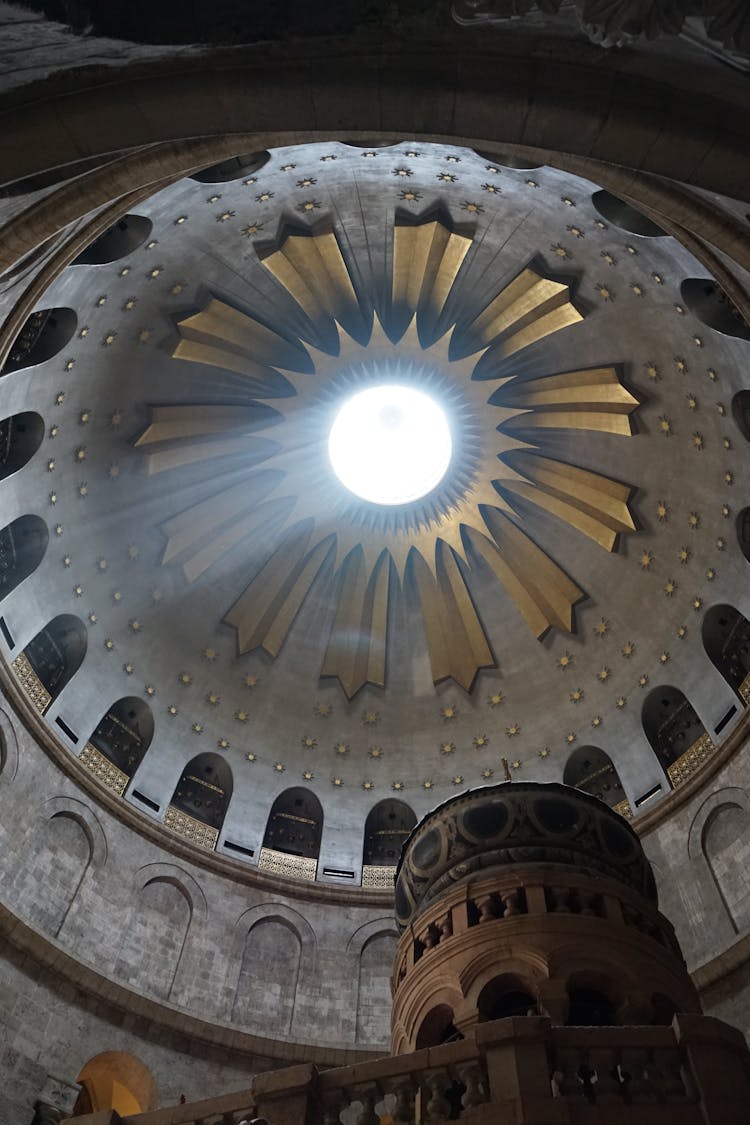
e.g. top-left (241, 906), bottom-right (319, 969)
top-left (422, 1071), bottom-right (451, 1124)
top-left (457, 1062), bottom-right (485, 1112)
top-left (390, 1082), bottom-right (416, 1125)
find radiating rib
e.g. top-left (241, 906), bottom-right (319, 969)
top-left (174, 297), bottom-right (311, 372)
top-left (500, 453), bottom-right (635, 551)
top-left (460, 269), bottom-right (583, 358)
top-left (224, 524), bottom-right (333, 657)
top-left (471, 514), bottom-right (584, 636)
top-left (392, 220), bottom-right (472, 340)
top-left (411, 542), bottom-right (495, 690)
top-left (322, 548), bottom-right (390, 697)
top-left (260, 225), bottom-right (369, 342)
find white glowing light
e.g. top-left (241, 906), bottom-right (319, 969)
top-left (328, 384), bottom-right (452, 505)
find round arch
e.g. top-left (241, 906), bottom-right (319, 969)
top-left (563, 745), bottom-right (626, 809)
top-left (88, 696), bottom-right (155, 780)
top-left (0, 411), bottom-right (44, 480)
top-left (1, 307), bottom-right (77, 374)
top-left (21, 613), bottom-right (87, 704)
top-left (0, 514), bottom-right (48, 602)
top-left (641, 685), bottom-right (708, 778)
top-left (74, 1051), bottom-right (157, 1116)
top-left (363, 798), bottom-right (417, 867)
top-left (170, 752), bottom-right (233, 830)
top-left (72, 213), bottom-right (153, 265)
top-left (732, 391), bottom-right (750, 444)
top-left (591, 189), bottom-right (666, 236)
top-left (263, 787), bottom-right (323, 859)
top-left (702, 604), bottom-right (750, 703)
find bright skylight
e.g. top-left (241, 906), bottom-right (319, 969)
top-left (328, 384), bottom-right (452, 505)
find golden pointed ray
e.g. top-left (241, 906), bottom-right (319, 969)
top-left (472, 514), bottom-right (584, 636)
top-left (461, 268), bottom-right (583, 358)
top-left (160, 474), bottom-right (280, 565)
top-left (499, 367), bottom-right (639, 411)
top-left (174, 297), bottom-right (310, 373)
top-left (392, 220), bottom-right (472, 337)
top-left (259, 225), bottom-right (368, 341)
top-left (501, 454), bottom-right (636, 551)
top-left (224, 526), bottom-right (334, 657)
top-left (135, 404), bottom-right (263, 446)
top-left (411, 542), bottom-right (495, 691)
top-left (322, 548), bottom-right (390, 697)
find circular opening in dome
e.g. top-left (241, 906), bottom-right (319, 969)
top-left (328, 384), bottom-right (452, 505)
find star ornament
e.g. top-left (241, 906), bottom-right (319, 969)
top-left (138, 218), bottom-right (639, 698)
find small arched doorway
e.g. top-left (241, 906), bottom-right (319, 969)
top-left (563, 746), bottom-right (629, 815)
top-left (362, 798), bottom-right (417, 886)
top-left (73, 1051), bottom-right (157, 1116)
top-left (260, 787), bottom-right (323, 881)
top-left (13, 613), bottom-right (86, 713)
top-left (72, 213), bottom-right (153, 264)
top-left (166, 752), bottom-right (233, 850)
top-left (81, 696), bottom-right (155, 795)
top-left (0, 411), bottom-right (44, 479)
top-left (642, 685), bottom-right (713, 788)
top-left (702, 604), bottom-right (750, 705)
top-left (1, 307), bottom-right (77, 373)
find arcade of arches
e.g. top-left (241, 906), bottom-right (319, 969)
top-left (0, 2), bottom-right (750, 1121)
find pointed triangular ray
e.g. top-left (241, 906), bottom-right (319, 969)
top-left (471, 514), bottom-right (584, 636)
top-left (224, 525), bottom-right (334, 656)
top-left (174, 297), bottom-right (311, 373)
top-left (411, 542), bottom-right (495, 691)
top-left (321, 548), bottom-right (390, 697)
top-left (456, 268), bottom-right (583, 359)
top-left (392, 220), bottom-right (472, 342)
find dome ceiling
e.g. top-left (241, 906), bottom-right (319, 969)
top-left (1, 140), bottom-right (748, 860)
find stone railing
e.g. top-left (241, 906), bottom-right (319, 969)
top-left (163, 806), bottom-right (218, 850)
top-left (79, 742), bottom-right (129, 796)
top-left (11, 650), bottom-right (50, 713)
top-left (66, 1013), bottom-right (750, 1125)
top-left (362, 864), bottom-right (396, 889)
top-left (393, 868), bottom-right (682, 989)
top-left (258, 846), bottom-right (317, 881)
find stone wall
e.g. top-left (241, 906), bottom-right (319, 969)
top-left (641, 726), bottom-right (750, 1040)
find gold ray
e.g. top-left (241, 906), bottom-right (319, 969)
top-left (464, 269), bottom-right (583, 358)
top-left (411, 542), bottom-right (495, 691)
top-left (321, 548), bottom-right (390, 697)
top-left (500, 453), bottom-right (635, 551)
top-left (224, 526), bottom-right (333, 657)
top-left (498, 367), bottom-right (639, 411)
top-left (259, 225), bottom-right (367, 340)
top-left (392, 221), bottom-right (472, 336)
top-left (471, 514), bottom-right (584, 636)
top-left (135, 405), bottom-right (262, 446)
top-left (174, 297), bottom-right (310, 373)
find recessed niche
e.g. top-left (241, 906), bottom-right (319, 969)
top-left (680, 279), bottom-right (750, 340)
top-left (591, 190), bottom-right (666, 237)
top-left (2, 308), bottom-right (77, 374)
top-left (72, 215), bottom-right (153, 265)
top-left (190, 151), bottom-right (271, 183)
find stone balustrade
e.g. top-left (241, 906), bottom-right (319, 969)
top-left (393, 867), bottom-right (684, 991)
top-left (65, 1013), bottom-right (750, 1125)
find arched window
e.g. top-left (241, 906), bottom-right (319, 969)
top-left (263, 787), bottom-right (323, 859)
top-left (0, 515), bottom-right (48, 600)
top-left (567, 987), bottom-right (616, 1026)
top-left (87, 696), bottom-right (154, 780)
top-left (679, 279), bottom-right (750, 341)
top-left (732, 391), bottom-right (750, 443)
top-left (73, 1052), bottom-right (157, 1116)
top-left (738, 508), bottom-right (750, 564)
top-left (0, 411), bottom-right (44, 479)
top-left (190, 151), bottom-right (270, 183)
top-left (591, 190), bottom-right (666, 236)
top-left (14, 614), bottom-right (86, 712)
top-left (702, 604), bottom-right (750, 703)
top-left (1, 308), bottom-right (78, 374)
top-left (473, 148), bottom-right (540, 170)
top-left (415, 1003), bottom-right (462, 1048)
top-left (169, 753), bottom-right (233, 836)
top-left (363, 798), bottom-right (417, 867)
top-left (642, 685), bottom-right (710, 784)
top-left (563, 746), bottom-right (627, 811)
top-left (477, 974), bottom-right (536, 1021)
top-left (72, 214), bottom-right (153, 265)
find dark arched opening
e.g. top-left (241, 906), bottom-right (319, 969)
top-left (363, 798), bottom-right (417, 867)
top-left (190, 151), bottom-right (270, 183)
top-left (732, 391), bottom-right (750, 443)
top-left (72, 214), bottom-right (153, 265)
top-left (702, 604), bottom-right (750, 704)
top-left (651, 993), bottom-right (679, 1026)
top-left (567, 987), bottom-right (616, 1027)
top-left (263, 787), bottom-right (323, 859)
top-left (88, 696), bottom-right (155, 779)
top-left (680, 279), bottom-right (750, 340)
top-left (473, 148), bottom-right (540, 170)
top-left (415, 1004), bottom-right (462, 1049)
top-left (738, 508), bottom-right (750, 564)
top-left (0, 412), bottom-right (44, 479)
top-left (0, 515), bottom-right (49, 601)
top-left (477, 974), bottom-right (536, 1021)
top-left (591, 190), bottom-right (666, 236)
top-left (170, 752), bottom-right (233, 831)
top-left (18, 613), bottom-right (87, 709)
top-left (563, 745), bottom-right (626, 811)
top-left (642, 685), bottom-right (709, 783)
top-left (1, 307), bottom-right (77, 374)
